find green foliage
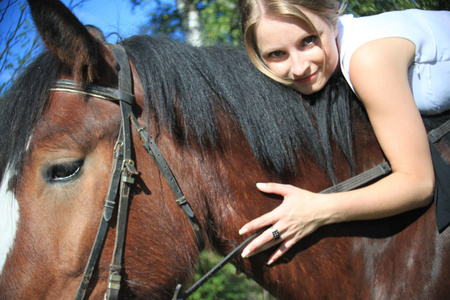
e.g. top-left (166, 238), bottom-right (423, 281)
top-left (140, 0), bottom-right (184, 39)
top-left (137, 0), bottom-right (242, 45)
top-left (344, 0), bottom-right (450, 17)
top-left (344, 0), bottom-right (418, 16)
top-left (191, 251), bottom-right (275, 300)
top-left (197, 0), bottom-right (241, 46)
top-left (137, 0), bottom-right (449, 46)
top-left (415, 0), bottom-right (450, 10)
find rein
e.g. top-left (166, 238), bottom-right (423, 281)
top-left (50, 44), bottom-right (450, 300)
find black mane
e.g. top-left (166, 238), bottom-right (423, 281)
top-left (0, 35), bottom-right (357, 188)
top-left (0, 51), bottom-right (63, 186)
top-left (122, 36), bottom-right (356, 181)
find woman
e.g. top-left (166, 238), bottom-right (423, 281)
top-left (238, 0), bottom-right (450, 265)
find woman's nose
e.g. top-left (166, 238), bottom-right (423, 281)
top-left (290, 53), bottom-right (310, 77)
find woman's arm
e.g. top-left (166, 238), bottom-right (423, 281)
top-left (239, 38), bottom-right (434, 265)
top-left (348, 37), bottom-right (434, 213)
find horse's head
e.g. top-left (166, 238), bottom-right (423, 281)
top-left (0, 0), bottom-right (200, 298)
top-left (0, 0), bottom-right (122, 297)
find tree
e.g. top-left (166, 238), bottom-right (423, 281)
top-left (135, 0), bottom-right (449, 46)
top-left (199, 0), bottom-right (241, 46)
top-left (0, 0), bottom-right (86, 97)
top-left (192, 251), bottom-right (275, 300)
top-left (133, 0), bottom-right (242, 46)
top-left (0, 0), bottom-right (41, 96)
top-left (177, 0), bottom-right (202, 46)
top-left (344, 0), bottom-right (417, 16)
top-left (345, 0), bottom-right (450, 17)
top-left (415, 0), bottom-right (450, 10)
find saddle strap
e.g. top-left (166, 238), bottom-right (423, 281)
top-left (321, 119), bottom-right (450, 194)
top-left (172, 118), bottom-right (450, 300)
top-left (320, 161), bottom-right (391, 194)
top-left (428, 119), bottom-right (450, 144)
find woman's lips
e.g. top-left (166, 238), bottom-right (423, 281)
top-left (294, 71), bottom-right (317, 84)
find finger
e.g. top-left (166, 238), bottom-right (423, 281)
top-left (256, 182), bottom-right (294, 196)
top-left (239, 211), bottom-right (277, 235)
top-left (241, 227), bottom-right (282, 258)
top-left (267, 232), bottom-right (305, 265)
top-left (267, 243), bottom-right (288, 265)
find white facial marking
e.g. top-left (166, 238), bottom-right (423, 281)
top-left (0, 168), bottom-right (20, 274)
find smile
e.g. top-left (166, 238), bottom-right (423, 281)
top-left (294, 71), bottom-right (318, 84)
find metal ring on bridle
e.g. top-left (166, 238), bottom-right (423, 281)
top-left (272, 229), bottom-right (280, 241)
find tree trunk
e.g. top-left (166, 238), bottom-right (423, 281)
top-left (176, 0), bottom-right (202, 46)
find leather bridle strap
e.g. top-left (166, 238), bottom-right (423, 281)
top-left (105, 44), bottom-right (138, 300)
top-left (49, 80), bottom-right (134, 105)
top-left (73, 127), bottom-right (125, 300)
top-left (52, 45), bottom-right (136, 300)
top-left (66, 43), bottom-right (137, 300)
top-left (130, 114), bottom-right (205, 250)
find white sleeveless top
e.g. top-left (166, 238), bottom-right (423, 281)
top-left (337, 9), bottom-right (450, 115)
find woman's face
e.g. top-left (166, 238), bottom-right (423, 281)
top-left (256, 8), bottom-right (339, 94)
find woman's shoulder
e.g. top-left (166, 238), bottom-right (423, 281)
top-left (337, 9), bottom-right (450, 93)
top-left (338, 9), bottom-right (450, 42)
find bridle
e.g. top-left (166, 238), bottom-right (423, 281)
top-left (52, 44), bottom-right (262, 300)
top-left (51, 44), bottom-right (206, 299)
top-left (50, 44), bottom-right (450, 300)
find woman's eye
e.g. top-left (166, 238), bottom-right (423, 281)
top-left (303, 35), bottom-right (318, 46)
top-left (269, 51), bottom-right (284, 58)
top-left (266, 50), bottom-right (286, 61)
top-left (45, 160), bottom-right (84, 183)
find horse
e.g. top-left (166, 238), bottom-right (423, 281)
top-left (1, 0), bottom-right (449, 299)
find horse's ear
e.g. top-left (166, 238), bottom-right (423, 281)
top-left (28, 0), bottom-right (117, 84)
top-left (85, 25), bottom-right (108, 43)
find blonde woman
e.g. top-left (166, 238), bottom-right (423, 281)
top-left (238, 0), bottom-right (450, 265)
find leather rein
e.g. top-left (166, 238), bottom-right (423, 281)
top-left (50, 44), bottom-right (450, 300)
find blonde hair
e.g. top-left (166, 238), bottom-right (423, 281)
top-left (239, 0), bottom-right (342, 85)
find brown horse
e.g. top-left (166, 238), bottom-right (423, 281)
top-left (1, 0), bottom-right (449, 299)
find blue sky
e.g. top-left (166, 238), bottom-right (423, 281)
top-left (1, 0), bottom-right (152, 40)
top-left (0, 0), bottom-right (155, 87)
top-left (68, 0), bottom-right (151, 41)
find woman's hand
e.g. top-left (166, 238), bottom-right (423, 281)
top-left (239, 182), bottom-right (330, 265)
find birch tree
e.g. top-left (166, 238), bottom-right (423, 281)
top-left (133, 0), bottom-right (241, 46)
top-left (176, 0), bottom-right (202, 46)
top-left (0, 0), bottom-right (86, 97)
top-left (0, 0), bottom-right (40, 96)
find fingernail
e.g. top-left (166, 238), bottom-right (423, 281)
top-left (239, 227), bottom-right (248, 235)
top-left (256, 182), bottom-right (266, 188)
top-left (267, 259), bottom-right (274, 265)
top-left (241, 249), bottom-right (250, 258)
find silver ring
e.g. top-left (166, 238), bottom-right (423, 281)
top-left (272, 229), bottom-right (280, 241)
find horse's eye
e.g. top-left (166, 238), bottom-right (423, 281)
top-left (45, 160), bottom-right (84, 183)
